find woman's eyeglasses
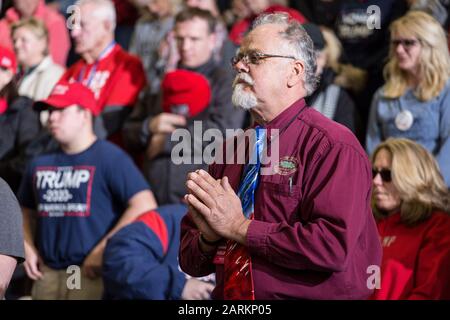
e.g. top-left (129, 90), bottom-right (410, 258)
top-left (372, 168), bottom-right (392, 182)
top-left (391, 38), bottom-right (420, 50)
top-left (231, 50), bottom-right (296, 67)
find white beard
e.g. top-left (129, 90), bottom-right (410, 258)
top-left (232, 74), bottom-right (258, 110)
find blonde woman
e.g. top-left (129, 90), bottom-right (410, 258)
top-left (12, 18), bottom-right (64, 106)
top-left (366, 11), bottom-right (450, 187)
top-left (370, 138), bottom-right (450, 300)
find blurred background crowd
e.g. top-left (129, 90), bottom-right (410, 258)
top-left (1, 0), bottom-right (450, 300)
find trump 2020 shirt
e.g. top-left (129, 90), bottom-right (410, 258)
top-left (18, 139), bottom-right (150, 269)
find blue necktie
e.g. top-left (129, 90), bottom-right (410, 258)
top-left (237, 126), bottom-right (266, 218)
top-left (223, 126), bottom-right (266, 300)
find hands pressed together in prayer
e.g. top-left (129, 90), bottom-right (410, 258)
top-left (185, 170), bottom-right (251, 246)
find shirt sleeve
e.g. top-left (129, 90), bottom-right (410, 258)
top-left (178, 213), bottom-right (217, 278)
top-left (366, 89), bottom-right (383, 156)
top-left (16, 162), bottom-right (37, 210)
top-left (0, 178), bottom-right (25, 262)
top-left (407, 215), bottom-right (450, 300)
top-left (247, 142), bottom-right (374, 272)
top-left (105, 147), bottom-right (150, 205)
top-left (435, 87), bottom-right (450, 187)
top-left (103, 222), bottom-right (187, 299)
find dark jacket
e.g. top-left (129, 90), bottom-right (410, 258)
top-left (103, 204), bottom-right (188, 300)
top-left (0, 96), bottom-right (40, 192)
top-left (307, 68), bottom-right (363, 142)
top-left (123, 59), bottom-right (246, 204)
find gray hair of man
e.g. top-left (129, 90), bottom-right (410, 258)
top-left (75, 0), bottom-right (117, 30)
top-left (251, 13), bottom-right (319, 96)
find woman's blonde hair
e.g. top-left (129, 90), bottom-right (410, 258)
top-left (371, 138), bottom-right (450, 225)
top-left (383, 11), bottom-right (450, 101)
top-left (11, 18), bottom-right (49, 55)
top-left (320, 26), bottom-right (368, 92)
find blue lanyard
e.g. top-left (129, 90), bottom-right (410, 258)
top-left (77, 41), bottom-right (116, 86)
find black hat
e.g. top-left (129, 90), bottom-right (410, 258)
top-left (303, 23), bottom-right (325, 51)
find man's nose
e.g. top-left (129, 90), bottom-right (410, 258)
top-left (234, 59), bottom-right (249, 73)
top-left (181, 39), bottom-right (191, 52)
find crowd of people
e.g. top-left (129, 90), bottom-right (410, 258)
top-left (1, 0), bottom-right (450, 300)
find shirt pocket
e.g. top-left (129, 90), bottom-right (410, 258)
top-left (256, 177), bottom-right (302, 225)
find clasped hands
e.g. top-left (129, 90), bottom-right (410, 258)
top-left (185, 170), bottom-right (251, 245)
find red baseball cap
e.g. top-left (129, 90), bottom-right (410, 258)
top-left (34, 82), bottom-right (100, 116)
top-left (161, 70), bottom-right (211, 117)
top-left (0, 46), bottom-right (17, 74)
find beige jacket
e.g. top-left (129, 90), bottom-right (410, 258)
top-left (18, 56), bottom-right (65, 101)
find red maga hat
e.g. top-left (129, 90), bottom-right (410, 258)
top-left (161, 69), bottom-right (211, 117)
top-left (34, 82), bottom-right (100, 116)
top-left (0, 46), bottom-right (17, 74)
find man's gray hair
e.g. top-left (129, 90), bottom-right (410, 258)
top-left (76, 0), bottom-right (117, 29)
top-left (252, 13), bottom-right (319, 95)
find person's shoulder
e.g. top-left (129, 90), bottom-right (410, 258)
top-left (437, 78), bottom-right (450, 98)
top-left (208, 64), bottom-right (233, 85)
top-left (92, 140), bottom-right (137, 168)
top-left (27, 150), bottom-right (59, 168)
top-left (114, 45), bottom-right (144, 66)
top-left (0, 177), bottom-right (13, 194)
top-left (9, 96), bottom-right (33, 111)
top-left (0, 178), bottom-right (20, 217)
top-left (429, 211), bottom-right (450, 225)
top-left (92, 139), bottom-right (127, 157)
top-left (44, 59), bottom-right (65, 74)
top-left (373, 86), bottom-right (387, 101)
top-left (64, 59), bottom-right (85, 75)
top-left (301, 107), bottom-right (366, 156)
top-left (422, 211), bottom-right (450, 242)
top-left (42, 4), bottom-right (67, 23)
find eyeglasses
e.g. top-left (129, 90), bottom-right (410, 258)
top-left (391, 38), bottom-right (420, 50)
top-left (372, 168), bottom-right (392, 182)
top-left (230, 50), bottom-right (297, 67)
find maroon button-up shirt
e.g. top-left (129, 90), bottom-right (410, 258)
top-left (179, 99), bottom-right (382, 299)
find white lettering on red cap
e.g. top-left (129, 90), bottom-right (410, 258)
top-left (53, 85), bottom-right (69, 95)
top-left (1, 57), bottom-right (12, 67)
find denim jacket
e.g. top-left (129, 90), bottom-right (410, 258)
top-left (366, 80), bottom-right (450, 186)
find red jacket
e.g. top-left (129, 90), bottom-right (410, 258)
top-left (229, 5), bottom-right (307, 45)
top-left (59, 44), bottom-right (146, 113)
top-left (371, 211), bottom-right (450, 300)
top-left (0, 0), bottom-right (70, 66)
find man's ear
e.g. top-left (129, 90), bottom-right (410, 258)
top-left (287, 60), bottom-right (305, 88)
top-left (104, 19), bottom-right (115, 34)
top-left (208, 33), bottom-right (217, 51)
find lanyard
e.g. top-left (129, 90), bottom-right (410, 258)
top-left (77, 41), bottom-right (116, 86)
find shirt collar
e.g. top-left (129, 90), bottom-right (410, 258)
top-left (179, 58), bottom-right (217, 77)
top-left (263, 98), bottom-right (307, 131)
